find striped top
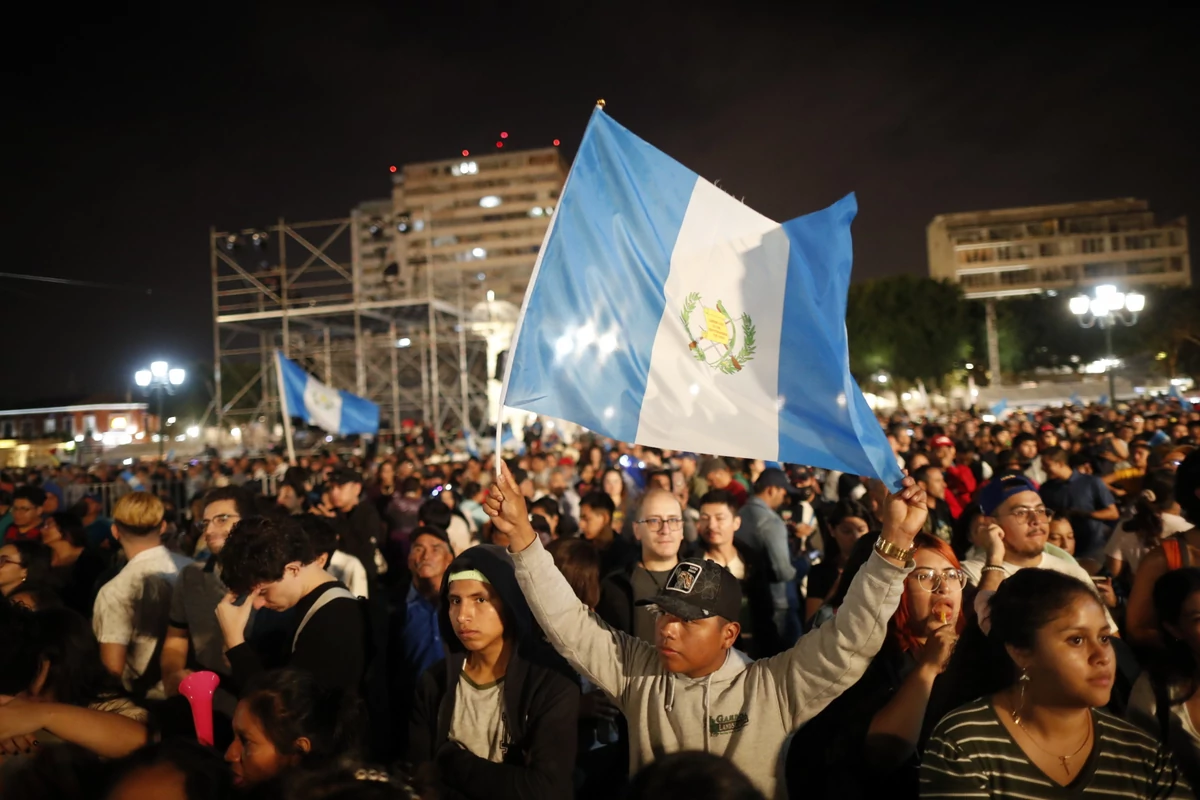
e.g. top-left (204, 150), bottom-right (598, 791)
top-left (921, 698), bottom-right (1193, 799)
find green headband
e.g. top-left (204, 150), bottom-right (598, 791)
top-left (448, 569), bottom-right (490, 585)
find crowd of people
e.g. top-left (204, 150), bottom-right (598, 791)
top-left (0, 399), bottom-right (1198, 799)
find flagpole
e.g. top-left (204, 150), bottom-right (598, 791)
top-left (493, 101), bottom-right (602, 477)
top-left (274, 350), bottom-right (297, 467)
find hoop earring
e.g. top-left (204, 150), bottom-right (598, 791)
top-left (1012, 668), bottom-right (1030, 724)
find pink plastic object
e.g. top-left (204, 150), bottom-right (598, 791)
top-left (179, 670), bottom-right (221, 746)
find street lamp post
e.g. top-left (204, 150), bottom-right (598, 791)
top-left (135, 361), bottom-right (186, 462)
top-left (1068, 285), bottom-right (1144, 404)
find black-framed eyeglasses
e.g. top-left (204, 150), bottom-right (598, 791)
top-left (199, 514), bottom-right (240, 531)
top-left (0, 555), bottom-right (25, 568)
top-left (637, 517), bottom-right (684, 533)
top-left (909, 568), bottom-right (966, 592)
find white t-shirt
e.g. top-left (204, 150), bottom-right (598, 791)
top-left (92, 545), bottom-right (193, 691)
top-left (1105, 513), bottom-right (1194, 575)
top-left (448, 515), bottom-right (475, 556)
top-left (962, 543), bottom-right (1118, 631)
top-left (328, 550), bottom-right (371, 599)
top-left (448, 673), bottom-right (507, 762)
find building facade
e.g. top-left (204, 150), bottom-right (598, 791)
top-left (927, 198), bottom-right (1190, 299)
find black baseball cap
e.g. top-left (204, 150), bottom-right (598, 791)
top-left (753, 467), bottom-right (801, 495)
top-left (326, 467), bottom-right (363, 486)
top-left (635, 558), bottom-right (742, 622)
top-left (411, 524), bottom-right (452, 551)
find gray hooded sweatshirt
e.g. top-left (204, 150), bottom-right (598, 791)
top-left (511, 537), bottom-right (910, 799)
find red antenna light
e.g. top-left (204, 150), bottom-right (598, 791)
top-left (462, 149), bottom-right (470, 157)
top-left (552, 139), bottom-right (560, 146)
top-left (496, 141), bottom-right (504, 148)
top-left (388, 165), bottom-right (397, 173)
top-left (500, 131), bottom-right (509, 139)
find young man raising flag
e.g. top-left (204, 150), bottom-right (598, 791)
top-left (485, 462), bottom-right (928, 799)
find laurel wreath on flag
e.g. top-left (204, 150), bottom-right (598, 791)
top-left (680, 291), bottom-right (757, 373)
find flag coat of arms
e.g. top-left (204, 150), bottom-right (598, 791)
top-left (276, 351), bottom-right (380, 436)
top-left (501, 108), bottom-right (903, 487)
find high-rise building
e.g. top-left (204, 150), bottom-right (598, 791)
top-left (388, 148), bottom-right (567, 307)
top-left (927, 198), bottom-right (1190, 299)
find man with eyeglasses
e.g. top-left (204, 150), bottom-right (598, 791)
top-left (962, 476), bottom-right (1117, 629)
top-left (160, 486), bottom-right (253, 708)
top-left (596, 488), bottom-right (688, 643)
top-left (4, 486), bottom-right (46, 543)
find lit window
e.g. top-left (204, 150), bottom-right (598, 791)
top-left (111, 416), bottom-right (127, 430)
top-left (479, 195), bottom-right (502, 209)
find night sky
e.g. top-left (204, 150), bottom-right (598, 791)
top-left (5, 3), bottom-right (1197, 406)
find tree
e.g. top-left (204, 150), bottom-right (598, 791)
top-left (846, 276), bottom-right (972, 389)
top-left (1130, 287), bottom-right (1200, 378)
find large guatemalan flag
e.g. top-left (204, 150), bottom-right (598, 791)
top-left (501, 107), bottom-right (904, 488)
top-left (276, 351), bottom-right (380, 436)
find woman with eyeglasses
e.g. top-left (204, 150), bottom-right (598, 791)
top-left (796, 533), bottom-right (967, 799)
top-left (922, 568), bottom-right (1191, 798)
top-left (0, 540), bottom-right (52, 599)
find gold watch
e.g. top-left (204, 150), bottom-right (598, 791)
top-left (874, 535), bottom-right (916, 564)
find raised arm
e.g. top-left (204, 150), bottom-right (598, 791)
top-left (487, 462), bottom-right (657, 700)
top-left (774, 477), bottom-right (925, 726)
top-left (0, 696), bottom-right (147, 759)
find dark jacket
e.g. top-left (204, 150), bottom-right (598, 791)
top-left (409, 545), bottom-right (580, 800)
top-left (335, 501), bottom-right (383, 581)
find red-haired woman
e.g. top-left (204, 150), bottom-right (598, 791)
top-left (790, 533), bottom-right (968, 800)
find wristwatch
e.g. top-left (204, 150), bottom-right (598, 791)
top-left (874, 535), bottom-right (916, 564)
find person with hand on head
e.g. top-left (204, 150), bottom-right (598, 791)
top-left (91, 492), bottom-right (192, 695)
top-left (318, 468), bottom-right (385, 584)
top-left (595, 488), bottom-right (687, 644)
top-left (485, 460), bottom-right (929, 799)
top-left (216, 515), bottom-right (366, 694)
top-left (160, 486), bottom-right (253, 708)
top-left (962, 476), bottom-right (1119, 630)
top-left (922, 569), bottom-right (1190, 797)
top-left (225, 667), bottom-right (364, 789)
top-left (794, 534), bottom-right (967, 799)
top-left (408, 544), bottom-right (580, 800)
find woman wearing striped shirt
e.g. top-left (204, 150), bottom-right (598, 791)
top-left (921, 568), bottom-right (1191, 798)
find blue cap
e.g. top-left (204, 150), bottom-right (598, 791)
top-left (979, 475), bottom-right (1039, 515)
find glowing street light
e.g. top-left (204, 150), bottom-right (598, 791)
top-left (134, 360), bottom-right (186, 461)
top-left (1068, 285), bottom-right (1144, 405)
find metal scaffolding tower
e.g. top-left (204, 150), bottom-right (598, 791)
top-left (211, 146), bottom-right (566, 448)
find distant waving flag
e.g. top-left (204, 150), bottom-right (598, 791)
top-left (276, 351), bottom-right (379, 436)
top-left (1099, 394), bottom-right (1110, 407)
top-left (1069, 392), bottom-right (1081, 407)
top-left (990, 399), bottom-right (1008, 417)
top-left (1170, 384), bottom-right (1195, 412)
top-left (500, 107), bottom-right (904, 488)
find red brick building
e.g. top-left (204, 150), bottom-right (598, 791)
top-left (0, 400), bottom-right (152, 443)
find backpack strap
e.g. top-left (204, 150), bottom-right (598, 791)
top-left (292, 585), bottom-right (356, 652)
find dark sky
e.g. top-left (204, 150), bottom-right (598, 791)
top-left (4, 2), bottom-right (1197, 406)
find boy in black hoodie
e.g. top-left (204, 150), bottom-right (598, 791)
top-left (409, 544), bottom-right (580, 800)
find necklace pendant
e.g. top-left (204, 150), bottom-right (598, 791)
top-left (1060, 756), bottom-right (1070, 774)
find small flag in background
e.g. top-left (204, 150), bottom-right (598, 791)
top-left (276, 351), bottom-right (379, 436)
top-left (500, 108), bottom-right (903, 488)
top-left (989, 399), bottom-right (1008, 417)
top-left (1099, 394), bottom-right (1110, 407)
top-left (1170, 383), bottom-right (1195, 412)
top-left (1069, 392), bottom-right (1081, 407)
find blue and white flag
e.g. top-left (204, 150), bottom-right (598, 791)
top-left (1170, 384), bottom-right (1195, 412)
top-left (1069, 392), bottom-right (1082, 407)
top-left (501, 108), bottom-right (903, 488)
top-left (276, 351), bottom-right (379, 436)
top-left (1099, 394), bottom-right (1110, 408)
